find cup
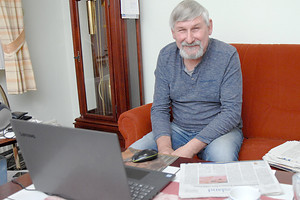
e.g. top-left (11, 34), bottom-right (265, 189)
top-left (229, 186), bottom-right (261, 200)
top-left (0, 155), bottom-right (7, 185)
top-left (293, 173), bottom-right (300, 200)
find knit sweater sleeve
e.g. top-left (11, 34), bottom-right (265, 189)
top-left (150, 47), bottom-right (173, 141)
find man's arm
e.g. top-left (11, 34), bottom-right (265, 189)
top-left (172, 138), bottom-right (207, 158)
top-left (151, 48), bottom-right (173, 141)
top-left (156, 136), bottom-right (174, 154)
top-left (195, 50), bottom-right (243, 143)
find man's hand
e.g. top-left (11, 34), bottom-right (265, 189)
top-left (172, 146), bottom-right (194, 158)
top-left (171, 138), bottom-right (207, 158)
top-left (156, 136), bottom-right (174, 154)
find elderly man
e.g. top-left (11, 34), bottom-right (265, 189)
top-left (131, 0), bottom-right (243, 162)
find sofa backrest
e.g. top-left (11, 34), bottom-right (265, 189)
top-left (232, 44), bottom-right (300, 140)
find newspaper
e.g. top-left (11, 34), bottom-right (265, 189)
top-left (179, 160), bottom-right (282, 198)
top-left (263, 141), bottom-right (300, 173)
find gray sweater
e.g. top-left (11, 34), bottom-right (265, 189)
top-left (151, 38), bottom-right (243, 144)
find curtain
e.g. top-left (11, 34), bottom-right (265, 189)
top-left (0, 0), bottom-right (36, 94)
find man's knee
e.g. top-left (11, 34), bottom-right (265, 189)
top-left (129, 132), bottom-right (158, 150)
top-left (199, 129), bottom-right (243, 162)
top-left (201, 146), bottom-right (239, 162)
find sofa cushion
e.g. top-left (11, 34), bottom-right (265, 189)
top-left (238, 137), bottom-right (287, 160)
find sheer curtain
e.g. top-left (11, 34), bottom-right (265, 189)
top-left (0, 0), bottom-right (36, 94)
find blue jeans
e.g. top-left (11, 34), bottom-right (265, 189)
top-left (129, 123), bottom-right (243, 162)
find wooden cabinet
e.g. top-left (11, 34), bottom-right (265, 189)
top-left (69, 0), bottom-right (143, 147)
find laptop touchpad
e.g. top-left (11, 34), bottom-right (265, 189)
top-left (125, 167), bottom-right (149, 180)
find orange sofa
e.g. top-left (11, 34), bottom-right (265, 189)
top-left (118, 44), bottom-right (300, 160)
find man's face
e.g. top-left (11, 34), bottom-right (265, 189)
top-left (172, 16), bottom-right (213, 60)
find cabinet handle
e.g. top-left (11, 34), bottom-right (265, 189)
top-left (74, 51), bottom-right (81, 62)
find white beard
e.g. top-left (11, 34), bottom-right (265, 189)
top-left (180, 41), bottom-right (204, 59)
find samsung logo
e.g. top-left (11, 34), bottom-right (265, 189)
top-left (20, 132), bottom-right (36, 139)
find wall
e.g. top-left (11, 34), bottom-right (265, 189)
top-left (0, 0), bottom-right (78, 127)
top-left (140, 0), bottom-right (300, 103)
top-left (1, 0), bottom-right (300, 127)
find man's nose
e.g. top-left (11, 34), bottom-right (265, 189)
top-left (185, 30), bottom-right (194, 44)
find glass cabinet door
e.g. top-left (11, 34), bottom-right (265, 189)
top-left (70, 0), bottom-right (143, 136)
top-left (78, 0), bottom-right (113, 117)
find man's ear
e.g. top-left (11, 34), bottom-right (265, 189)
top-left (208, 19), bottom-right (213, 35)
top-left (171, 29), bottom-right (176, 39)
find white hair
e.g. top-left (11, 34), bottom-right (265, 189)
top-left (169, 0), bottom-right (210, 30)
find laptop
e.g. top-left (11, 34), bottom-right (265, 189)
top-left (11, 119), bottom-right (174, 200)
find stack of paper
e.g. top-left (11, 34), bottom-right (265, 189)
top-left (263, 141), bottom-right (300, 172)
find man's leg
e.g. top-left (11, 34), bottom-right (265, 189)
top-left (170, 123), bottom-right (193, 150)
top-left (129, 123), bottom-right (191, 151)
top-left (129, 132), bottom-right (158, 151)
top-left (198, 128), bottom-right (243, 162)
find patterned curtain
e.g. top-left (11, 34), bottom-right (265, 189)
top-left (0, 0), bottom-right (36, 94)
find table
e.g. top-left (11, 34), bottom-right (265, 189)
top-left (0, 157), bottom-right (294, 199)
top-left (0, 138), bottom-right (17, 146)
top-left (0, 138), bottom-right (21, 169)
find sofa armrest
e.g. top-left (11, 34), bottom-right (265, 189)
top-left (118, 103), bottom-right (152, 148)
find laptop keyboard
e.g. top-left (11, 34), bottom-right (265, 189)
top-left (128, 180), bottom-right (155, 200)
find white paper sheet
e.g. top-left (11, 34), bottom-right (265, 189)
top-left (120, 0), bottom-right (139, 19)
